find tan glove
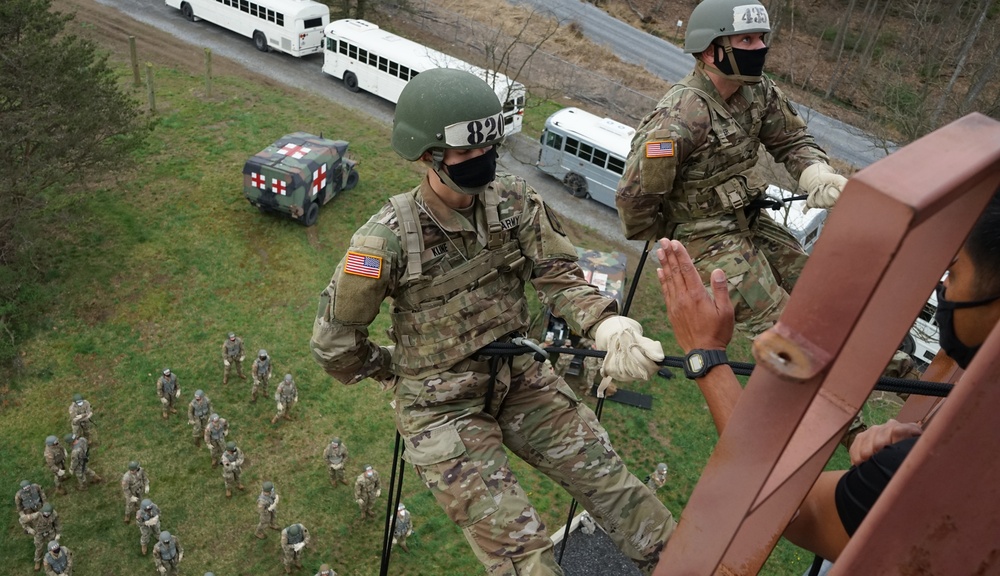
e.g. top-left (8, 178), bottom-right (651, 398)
top-left (145, 485), bottom-right (149, 494)
top-left (224, 360), bottom-right (230, 367)
top-left (356, 499), bottom-right (364, 506)
top-left (375, 489), bottom-right (381, 498)
top-left (799, 163), bottom-right (847, 210)
top-left (276, 403), bottom-right (284, 412)
top-left (57, 469), bottom-right (65, 477)
top-left (130, 496), bottom-right (139, 503)
top-left (293, 542), bottom-right (305, 552)
top-left (160, 397), bottom-right (168, 406)
top-left (594, 316), bottom-right (664, 381)
top-left (145, 517), bottom-right (159, 527)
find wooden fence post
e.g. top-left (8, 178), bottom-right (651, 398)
top-left (145, 62), bottom-right (156, 114)
top-left (129, 36), bottom-right (140, 87)
top-left (204, 48), bottom-right (213, 97)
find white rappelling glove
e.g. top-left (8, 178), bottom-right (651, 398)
top-left (799, 163), bottom-right (847, 210)
top-left (224, 360), bottom-right (230, 367)
top-left (160, 397), bottom-right (168, 406)
top-left (594, 316), bottom-right (664, 382)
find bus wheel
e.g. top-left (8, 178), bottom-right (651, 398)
top-left (302, 202), bottom-right (319, 227)
top-left (344, 169), bottom-right (360, 191)
top-left (563, 173), bottom-right (588, 198)
top-left (899, 333), bottom-right (916, 355)
top-left (181, 2), bottom-right (194, 21)
top-left (253, 31), bottom-right (268, 52)
top-left (344, 72), bottom-right (360, 93)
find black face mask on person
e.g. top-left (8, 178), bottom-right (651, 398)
top-left (444, 146), bottom-right (498, 189)
top-left (714, 45), bottom-right (769, 80)
top-left (934, 282), bottom-right (1000, 369)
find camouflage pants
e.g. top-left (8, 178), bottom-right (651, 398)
top-left (71, 420), bottom-right (93, 442)
top-left (251, 375), bottom-right (269, 399)
top-left (357, 494), bottom-right (378, 517)
top-left (52, 469), bottom-right (66, 491)
top-left (257, 508), bottom-right (277, 534)
top-left (139, 519), bottom-right (160, 546)
top-left (161, 394), bottom-right (177, 417)
top-left (682, 214), bottom-right (808, 339)
top-left (207, 439), bottom-right (225, 464)
top-left (395, 354), bottom-right (676, 576)
top-left (282, 546), bottom-right (304, 568)
top-left (72, 466), bottom-right (98, 488)
top-left (275, 397), bottom-right (295, 418)
top-left (224, 357), bottom-right (244, 381)
top-left (328, 465), bottom-right (346, 484)
top-left (554, 353), bottom-right (601, 395)
top-left (157, 558), bottom-right (180, 576)
top-left (223, 469), bottom-right (242, 490)
top-left (192, 416), bottom-right (209, 442)
top-left (124, 494), bottom-right (142, 518)
top-left (33, 531), bottom-right (57, 562)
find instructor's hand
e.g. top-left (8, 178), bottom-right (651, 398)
top-left (594, 316), bottom-right (664, 381)
top-left (656, 239), bottom-right (734, 353)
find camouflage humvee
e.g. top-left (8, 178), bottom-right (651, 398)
top-left (243, 132), bottom-right (359, 226)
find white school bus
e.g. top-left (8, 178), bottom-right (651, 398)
top-left (166, 0), bottom-right (329, 57)
top-left (322, 19), bottom-right (526, 135)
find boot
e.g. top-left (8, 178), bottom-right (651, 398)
top-left (255, 531), bottom-right (266, 540)
top-left (34, 561), bottom-right (41, 571)
top-left (271, 415), bottom-right (279, 424)
top-left (340, 478), bottom-right (349, 486)
top-left (270, 523), bottom-right (280, 531)
top-left (194, 436), bottom-right (201, 447)
top-left (283, 413), bottom-right (291, 421)
top-left (162, 412), bottom-right (168, 420)
top-left (223, 376), bottom-right (228, 385)
top-left (212, 459), bottom-right (218, 468)
top-left (237, 484), bottom-right (245, 491)
top-left (250, 391), bottom-right (256, 403)
top-left (226, 488), bottom-right (232, 498)
top-left (295, 558), bottom-right (303, 568)
top-left (399, 541), bottom-right (410, 553)
top-left (92, 474), bottom-right (103, 483)
top-left (239, 373), bottom-right (246, 380)
top-left (142, 544), bottom-right (148, 555)
top-left (170, 408), bottom-right (178, 414)
top-left (284, 566), bottom-right (291, 575)
top-left (57, 485), bottom-right (67, 495)
top-left (124, 514), bottom-right (131, 524)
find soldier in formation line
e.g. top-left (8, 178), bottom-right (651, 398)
top-left (156, 368), bottom-right (181, 420)
top-left (27, 503), bottom-right (61, 571)
top-left (68, 394), bottom-right (94, 444)
top-left (187, 389), bottom-right (213, 446)
top-left (354, 465), bottom-right (380, 521)
top-left (136, 498), bottom-right (161, 556)
top-left (271, 373), bottom-right (298, 424)
top-left (121, 460), bottom-right (150, 524)
top-left (43, 540), bottom-right (72, 576)
top-left (393, 503), bottom-right (413, 553)
top-left (250, 349), bottom-right (272, 402)
top-left (255, 481), bottom-right (280, 539)
top-left (43, 436), bottom-right (68, 495)
top-left (15, 479), bottom-right (47, 534)
top-left (153, 530), bottom-right (183, 576)
top-left (280, 523), bottom-right (310, 574)
top-left (203, 413), bottom-right (229, 467)
top-left (221, 441), bottom-right (245, 498)
top-left (316, 564), bottom-right (338, 576)
top-left (322, 437), bottom-right (349, 487)
top-left (68, 434), bottom-right (101, 490)
top-left (222, 332), bottom-right (246, 385)
top-left (646, 463), bottom-right (669, 492)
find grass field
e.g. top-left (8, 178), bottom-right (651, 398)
top-left (0, 20), bottom-right (901, 576)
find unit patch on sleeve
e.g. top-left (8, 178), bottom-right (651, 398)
top-left (345, 251), bottom-right (382, 279)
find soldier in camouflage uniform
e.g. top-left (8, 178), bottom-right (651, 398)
top-left (616, 0), bottom-right (847, 339)
top-left (353, 465), bottom-right (381, 520)
top-left (255, 481), bottom-right (280, 539)
top-left (203, 413), bottom-right (229, 467)
top-left (322, 437), bottom-right (349, 486)
top-left (393, 503), bottom-right (413, 552)
top-left (251, 349), bottom-right (272, 402)
top-left (315, 564), bottom-right (337, 576)
top-left (153, 530), bottom-right (183, 576)
top-left (43, 436), bottom-right (68, 495)
top-left (271, 373), bottom-right (298, 424)
top-left (15, 480), bottom-right (47, 534)
top-left (68, 434), bottom-right (101, 490)
top-left (279, 523), bottom-right (310, 574)
top-left (43, 540), bottom-right (72, 576)
top-left (222, 332), bottom-right (246, 385)
top-left (187, 389), bottom-right (213, 446)
top-left (68, 394), bottom-right (94, 444)
top-left (311, 68), bottom-right (675, 576)
top-left (121, 460), bottom-right (150, 524)
top-left (27, 503), bottom-right (61, 571)
top-left (645, 463), bottom-right (669, 492)
top-left (156, 368), bottom-right (181, 420)
top-left (221, 441), bottom-right (245, 498)
top-left (136, 498), bottom-right (161, 555)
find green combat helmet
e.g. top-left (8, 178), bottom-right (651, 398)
top-left (391, 68), bottom-right (504, 196)
top-left (684, 0), bottom-right (770, 83)
top-left (160, 530), bottom-right (172, 543)
top-left (73, 393), bottom-right (83, 403)
top-left (128, 461), bottom-right (140, 471)
top-left (141, 498), bottom-right (153, 509)
top-left (287, 524), bottom-right (301, 536)
top-left (226, 441), bottom-right (237, 452)
top-left (45, 436), bottom-right (58, 446)
top-left (63, 434), bottom-right (75, 445)
top-left (42, 503), bottom-right (54, 515)
top-left (262, 481), bottom-right (274, 492)
top-left (21, 480), bottom-right (30, 489)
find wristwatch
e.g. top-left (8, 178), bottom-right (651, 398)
top-left (683, 349), bottom-right (729, 379)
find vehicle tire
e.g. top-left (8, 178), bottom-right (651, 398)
top-left (302, 202), bottom-right (319, 227)
top-left (253, 31), bottom-right (268, 52)
top-left (562, 173), bottom-right (588, 198)
top-left (344, 170), bottom-right (360, 191)
top-left (343, 71), bottom-right (360, 93)
top-left (899, 333), bottom-right (916, 355)
top-left (181, 2), bottom-right (194, 21)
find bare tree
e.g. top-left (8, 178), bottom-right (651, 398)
top-left (930, 0), bottom-right (991, 128)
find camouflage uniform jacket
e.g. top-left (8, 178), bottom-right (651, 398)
top-left (323, 442), bottom-right (348, 469)
top-left (156, 374), bottom-right (179, 399)
top-left (252, 357), bottom-right (271, 379)
top-left (15, 483), bottom-right (46, 514)
top-left (204, 419), bottom-right (229, 444)
top-left (69, 439), bottom-right (90, 472)
top-left (257, 490), bottom-right (277, 512)
top-left (44, 445), bottom-right (67, 473)
top-left (354, 471), bottom-right (380, 502)
top-left (68, 401), bottom-right (93, 425)
top-left (394, 509), bottom-right (412, 538)
top-left (222, 337), bottom-right (244, 360)
top-left (311, 174), bottom-right (618, 382)
top-left (280, 524), bottom-right (310, 550)
top-left (616, 65), bottom-right (830, 241)
top-left (153, 535), bottom-right (182, 565)
top-left (188, 396), bottom-right (213, 421)
top-left (275, 380), bottom-right (297, 404)
top-left (222, 448), bottom-right (244, 473)
top-left (121, 469), bottom-right (149, 498)
top-left (31, 509), bottom-right (61, 538)
top-left (43, 546), bottom-right (72, 575)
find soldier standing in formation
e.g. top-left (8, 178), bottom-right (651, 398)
top-left (221, 441), bottom-right (245, 498)
top-left (43, 540), bottom-right (72, 576)
top-left (250, 349), bottom-right (271, 402)
top-left (27, 503), bottom-right (61, 571)
top-left (187, 389), bottom-right (213, 446)
top-left (68, 394), bottom-right (94, 444)
top-left (646, 463), bottom-right (669, 492)
top-left (203, 413), bottom-right (229, 467)
top-left (15, 479), bottom-right (47, 534)
top-left (353, 465), bottom-right (380, 521)
top-left (271, 373), bottom-right (298, 424)
top-left (152, 530), bottom-right (183, 576)
top-left (310, 68), bottom-right (674, 573)
top-left (254, 481), bottom-right (280, 539)
top-left (136, 498), bottom-right (161, 556)
top-left (222, 332), bottom-right (246, 385)
top-left (120, 460), bottom-right (150, 524)
top-left (68, 434), bottom-right (101, 490)
top-left (393, 503), bottom-right (413, 553)
top-left (156, 368), bottom-right (181, 420)
top-left (616, 0), bottom-right (845, 339)
top-left (279, 523), bottom-right (310, 574)
top-left (43, 436), bottom-right (68, 495)
top-left (315, 564), bottom-right (337, 576)
top-left (322, 437), bottom-right (349, 487)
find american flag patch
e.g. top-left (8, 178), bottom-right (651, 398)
top-left (345, 251), bottom-right (382, 279)
top-left (645, 140), bottom-right (674, 158)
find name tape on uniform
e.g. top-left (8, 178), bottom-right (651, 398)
top-left (345, 251), bottom-right (382, 279)
top-left (443, 112), bottom-right (505, 147)
top-left (732, 5), bottom-right (769, 31)
top-left (646, 140), bottom-right (675, 158)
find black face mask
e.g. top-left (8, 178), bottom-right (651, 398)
top-left (445, 146), bottom-right (497, 189)
top-left (934, 282), bottom-right (1000, 369)
top-left (715, 46), bottom-right (769, 79)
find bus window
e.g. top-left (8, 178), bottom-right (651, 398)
top-left (338, 40), bottom-right (348, 55)
top-left (348, 44), bottom-right (358, 59)
top-left (566, 137), bottom-right (579, 156)
top-left (592, 148), bottom-right (607, 168)
top-left (378, 57), bottom-right (388, 72)
top-left (544, 131), bottom-right (563, 150)
top-left (239, 0), bottom-right (248, 12)
top-left (607, 156), bottom-right (625, 175)
top-left (304, 16), bottom-right (323, 28)
top-left (389, 61), bottom-right (399, 77)
top-left (578, 142), bottom-right (594, 163)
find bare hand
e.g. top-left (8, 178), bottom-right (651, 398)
top-left (655, 239), bottom-right (734, 352)
top-left (849, 419), bottom-right (922, 466)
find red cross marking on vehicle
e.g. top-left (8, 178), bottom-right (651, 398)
top-left (277, 143), bottom-right (312, 159)
top-left (272, 178), bottom-right (287, 196)
top-left (251, 172), bottom-right (267, 189)
top-left (311, 163), bottom-right (328, 197)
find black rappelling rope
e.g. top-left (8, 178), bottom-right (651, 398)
top-left (379, 430), bottom-right (407, 576)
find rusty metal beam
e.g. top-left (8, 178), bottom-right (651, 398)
top-left (654, 113), bottom-right (1000, 575)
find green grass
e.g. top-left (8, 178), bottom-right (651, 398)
top-left (0, 37), bottom-right (884, 576)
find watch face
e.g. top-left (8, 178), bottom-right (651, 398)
top-left (688, 354), bottom-right (705, 373)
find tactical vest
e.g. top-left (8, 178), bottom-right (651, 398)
top-left (224, 339), bottom-right (241, 357)
top-left (45, 551), bottom-right (68, 574)
top-left (159, 539), bottom-right (178, 561)
top-left (208, 423), bottom-right (226, 441)
top-left (192, 399), bottom-right (210, 418)
top-left (47, 447), bottom-right (65, 468)
top-left (327, 446), bottom-right (345, 464)
top-left (387, 184), bottom-right (530, 378)
top-left (286, 526), bottom-right (304, 545)
top-left (394, 511), bottom-right (411, 535)
top-left (70, 403), bottom-right (89, 420)
top-left (223, 451), bottom-right (239, 467)
top-left (140, 506), bottom-right (159, 522)
top-left (160, 375), bottom-right (177, 396)
top-left (258, 492), bottom-right (275, 508)
top-left (35, 513), bottom-right (57, 536)
top-left (20, 486), bottom-right (42, 511)
top-left (124, 471), bottom-right (144, 495)
top-left (255, 358), bottom-right (270, 377)
top-left (664, 76), bottom-right (765, 230)
top-left (278, 383), bottom-right (295, 402)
